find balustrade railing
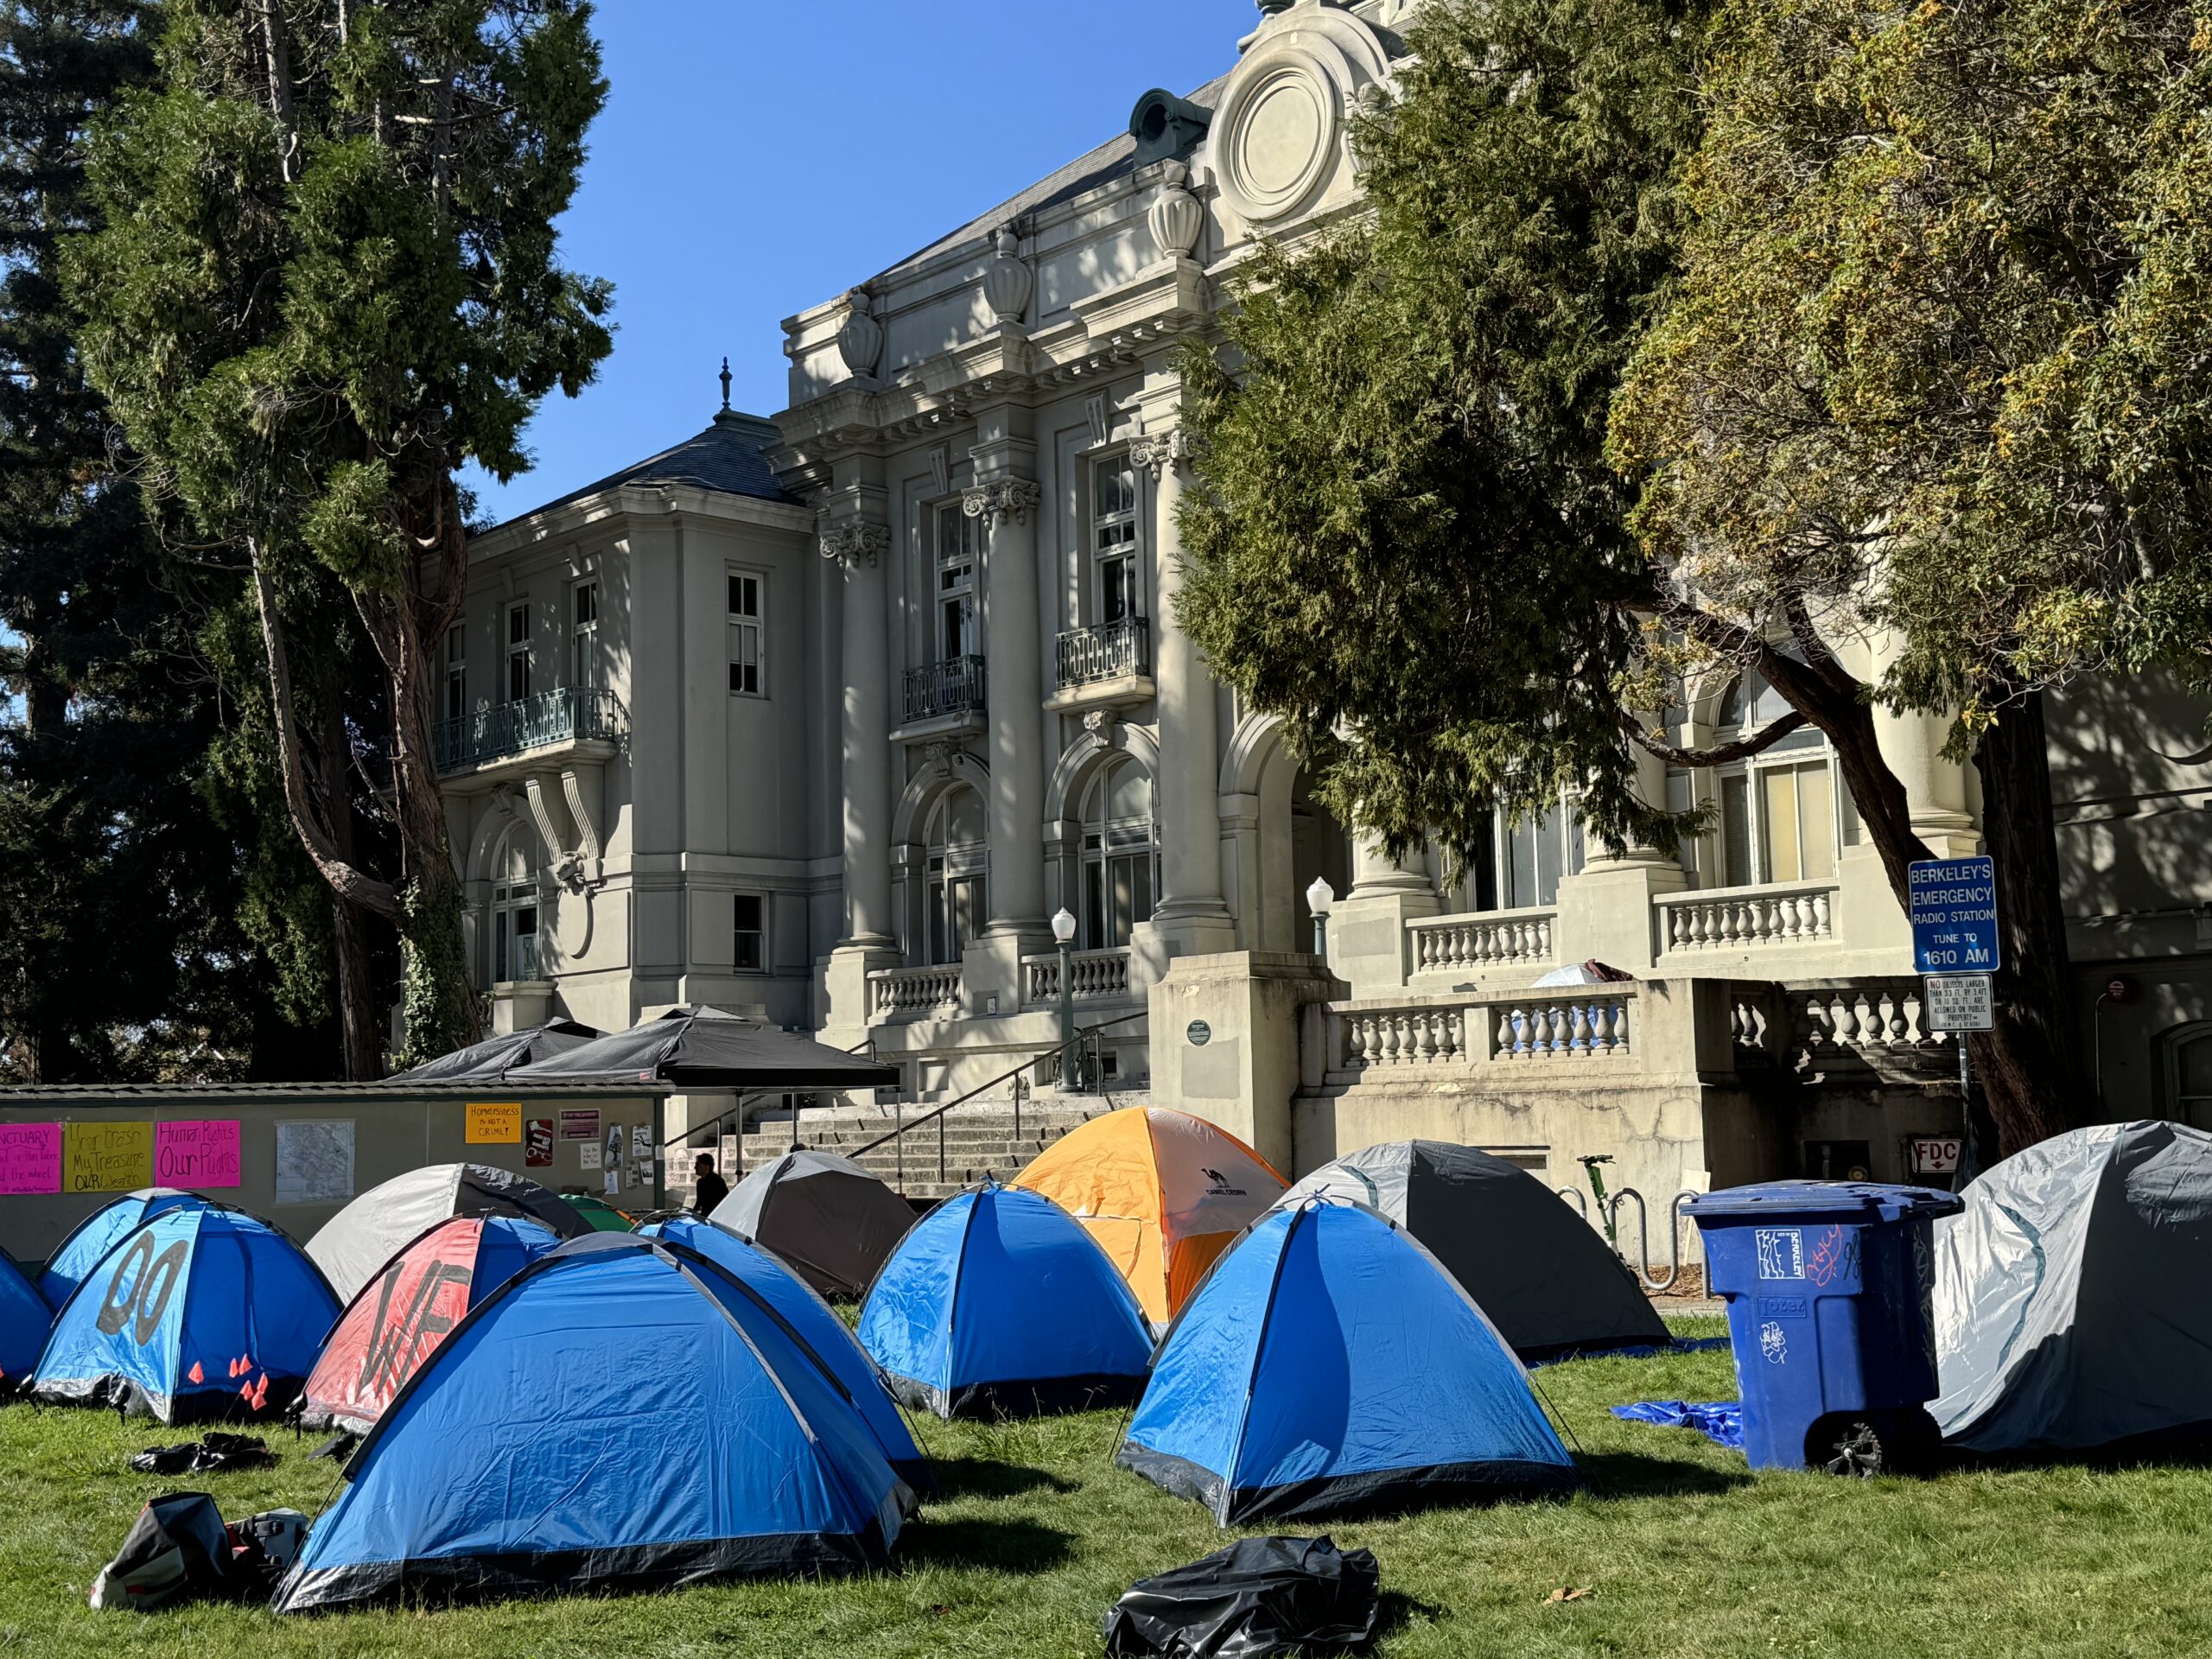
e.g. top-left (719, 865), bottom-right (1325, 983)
top-left (1732, 982), bottom-right (1939, 1058)
top-left (868, 964), bottom-right (963, 1020)
top-left (1655, 880), bottom-right (1838, 956)
top-left (434, 686), bottom-right (627, 774)
top-left (1327, 989), bottom-right (1633, 1073)
top-left (902, 655), bottom-right (988, 724)
top-left (1055, 617), bottom-right (1151, 688)
top-left (1407, 908), bottom-right (1557, 975)
top-left (1023, 948), bottom-right (1134, 1005)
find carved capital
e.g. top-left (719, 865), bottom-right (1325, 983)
top-left (960, 478), bottom-right (1043, 528)
top-left (1129, 428), bottom-right (1192, 480)
top-left (819, 523), bottom-right (892, 568)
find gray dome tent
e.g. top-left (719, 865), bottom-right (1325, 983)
top-left (710, 1150), bottom-right (915, 1300)
top-left (307, 1164), bottom-right (592, 1304)
top-left (1269, 1141), bottom-right (1668, 1357)
top-left (1932, 1121), bottom-right (2212, 1452)
top-left (387, 1020), bottom-right (601, 1083)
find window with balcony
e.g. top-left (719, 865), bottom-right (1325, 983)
top-left (1707, 670), bottom-right (1851, 887)
top-left (728, 571), bottom-right (762, 696)
top-left (505, 602), bottom-right (531, 703)
top-left (1458, 796), bottom-right (1584, 912)
top-left (571, 578), bottom-right (600, 690)
top-left (936, 503), bottom-right (979, 659)
top-left (1093, 457), bottom-right (1141, 625)
top-left (1079, 758), bottom-right (1156, 949)
top-left (443, 626), bottom-right (467, 726)
top-left (734, 893), bottom-right (766, 973)
top-left (923, 785), bottom-right (987, 966)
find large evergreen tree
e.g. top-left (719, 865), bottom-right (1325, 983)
top-left (65, 0), bottom-right (612, 1066)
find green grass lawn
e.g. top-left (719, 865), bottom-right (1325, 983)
top-left (3, 1315), bottom-right (2209, 1657)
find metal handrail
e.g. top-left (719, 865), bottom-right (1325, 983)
top-left (434, 685), bottom-right (627, 773)
top-left (903, 655), bottom-right (988, 723)
top-left (852, 1009), bottom-right (1148, 1190)
top-left (1054, 616), bottom-right (1151, 688)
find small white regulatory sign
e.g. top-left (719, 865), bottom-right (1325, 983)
top-left (1924, 973), bottom-right (1995, 1033)
top-left (1909, 1135), bottom-right (1963, 1176)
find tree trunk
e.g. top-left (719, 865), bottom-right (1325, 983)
top-left (320, 698), bottom-right (384, 1079)
top-left (1967, 691), bottom-right (2089, 1154)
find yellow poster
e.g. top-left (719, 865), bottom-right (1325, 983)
top-left (466, 1102), bottom-right (523, 1146)
top-left (64, 1121), bottom-right (154, 1194)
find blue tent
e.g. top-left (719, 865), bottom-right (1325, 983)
top-left (38, 1188), bottom-right (208, 1311)
top-left (1117, 1199), bottom-right (1580, 1523)
top-left (2, 1253), bottom-right (50, 1381)
top-left (31, 1206), bottom-right (340, 1423)
top-left (273, 1233), bottom-right (910, 1614)
top-left (636, 1214), bottom-right (931, 1494)
top-left (858, 1183), bottom-right (1155, 1418)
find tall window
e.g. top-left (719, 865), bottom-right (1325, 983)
top-left (728, 571), bottom-right (762, 696)
top-left (1093, 459), bottom-right (1141, 624)
top-left (1464, 798), bottom-right (1585, 911)
top-left (734, 893), bottom-right (766, 973)
top-left (492, 835), bottom-right (539, 984)
top-left (922, 785), bottom-right (987, 965)
top-left (571, 579), bottom-right (600, 690)
top-left (442, 626), bottom-right (467, 725)
top-left (935, 505), bottom-right (978, 659)
top-left (1080, 759), bottom-right (1157, 949)
top-left (2169, 1027), bottom-right (2212, 1130)
top-left (505, 602), bottom-right (531, 703)
top-left (1709, 670), bottom-right (1845, 887)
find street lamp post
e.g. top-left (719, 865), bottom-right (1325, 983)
top-left (1052, 907), bottom-right (1082, 1092)
top-left (1306, 876), bottom-right (1336, 961)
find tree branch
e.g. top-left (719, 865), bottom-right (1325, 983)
top-left (1621, 708), bottom-right (1810, 767)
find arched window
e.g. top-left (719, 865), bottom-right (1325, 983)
top-left (923, 785), bottom-right (987, 964)
top-left (492, 830), bottom-right (540, 984)
top-left (1699, 669), bottom-right (1852, 887)
top-left (1079, 759), bottom-right (1157, 949)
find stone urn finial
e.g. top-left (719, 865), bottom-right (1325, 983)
top-left (982, 226), bottom-right (1034, 327)
top-left (836, 289), bottom-right (882, 378)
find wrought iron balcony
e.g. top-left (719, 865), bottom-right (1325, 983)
top-left (434, 687), bottom-right (627, 775)
top-left (1055, 616), bottom-right (1151, 689)
top-left (903, 655), bottom-right (988, 724)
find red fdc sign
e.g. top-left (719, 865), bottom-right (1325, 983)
top-left (1909, 1136), bottom-right (1963, 1176)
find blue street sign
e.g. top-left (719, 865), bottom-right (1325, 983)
top-left (1908, 855), bottom-right (2002, 974)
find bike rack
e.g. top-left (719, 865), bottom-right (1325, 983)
top-left (1599, 1187), bottom-right (1707, 1291)
top-left (1555, 1185), bottom-right (1589, 1220)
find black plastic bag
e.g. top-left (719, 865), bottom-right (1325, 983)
top-left (128, 1433), bottom-right (275, 1475)
top-left (1103, 1535), bottom-right (1380, 1658)
top-left (89, 1492), bottom-right (238, 1611)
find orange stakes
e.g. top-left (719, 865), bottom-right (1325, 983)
top-left (1013, 1108), bottom-right (1287, 1326)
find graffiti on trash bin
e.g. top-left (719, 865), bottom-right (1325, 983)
top-left (1759, 1320), bottom-right (1789, 1363)
top-left (1805, 1225), bottom-right (1859, 1288)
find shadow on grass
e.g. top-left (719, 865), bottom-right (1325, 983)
top-left (1374, 1590), bottom-right (1448, 1642)
top-left (1575, 1449), bottom-right (1751, 1499)
top-left (926, 1457), bottom-right (1078, 1501)
top-left (1944, 1427), bottom-right (2212, 1479)
top-left (897, 1517), bottom-right (1076, 1575)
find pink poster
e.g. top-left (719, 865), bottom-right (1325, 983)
top-left (155, 1120), bottom-right (242, 1189)
top-left (0, 1122), bottom-right (62, 1195)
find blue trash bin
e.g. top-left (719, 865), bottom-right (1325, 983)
top-left (1685, 1180), bottom-right (1962, 1475)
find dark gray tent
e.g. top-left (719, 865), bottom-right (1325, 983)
top-left (509, 1006), bottom-right (901, 1090)
top-left (710, 1150), bottom-right (915, 1300)
top-left (1932, 1120), bottom-right (2212, 1452)
top-left (1269, 1141), bottom-right (1668, 1357)
top-left (307, 1163), bottom-right (592, 1303)
top-left (388, 1020), bottom-right (602, 1083)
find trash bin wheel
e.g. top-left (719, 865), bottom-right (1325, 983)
top-left (1814, 1415), bottom-right (1891, 1478)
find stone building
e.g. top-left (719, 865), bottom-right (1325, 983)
top-left (442, 0), bottom-right (2212, 1208)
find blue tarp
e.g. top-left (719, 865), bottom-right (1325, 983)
top-left (31, 1205), bottom-right (340, 1422)
top-left (637, 1215), bottom-right (929, 1491)
top-left (1, 1253), bottom-right (50, 1379)
top-left (858, 1184), bottom-right (1154, 1418)
top-left (38, 1189), bottom-right (207, 1311)
top-left (273, 1233), bottom-right (910, 1614)
top-left (1117, 1199), bottom-right (1580, 1524)
top-left (1611, 1400), bottom-right (1745, 1448)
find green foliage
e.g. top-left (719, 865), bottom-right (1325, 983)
top-left (1613, 0), bottom-right (2212, 737)
top-left (1177, 0), bottom-right (1714, 868)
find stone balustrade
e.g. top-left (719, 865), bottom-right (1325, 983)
top-left (1405, 907), bottom-right (1557, 976)
top-left (1323, 988), bottom-right (1635, 1079)
top-left (1655, 880), bottom-right (1838, 957)
top-left (1729, 979), bottom-right (1950, 1066)
top-left (1022, 948), bottom-right (1135, 1005)
top-left (868, 964), bottom-right (963, 1020)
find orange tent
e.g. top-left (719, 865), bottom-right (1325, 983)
top-left (1013, 1107), bottom-right (1287, 1325)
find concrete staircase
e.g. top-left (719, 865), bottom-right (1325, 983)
top-left (687, 1090), bottom-right (1142, 1207)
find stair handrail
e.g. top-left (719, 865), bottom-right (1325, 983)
top-left (851, 1009), bottom-right (1149, 1189)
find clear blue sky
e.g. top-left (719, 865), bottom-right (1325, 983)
top-left (467, 0), bottom-right (1257, 524)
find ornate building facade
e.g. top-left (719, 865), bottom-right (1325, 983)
top-left (441, 0), bottom-right (2212, 1199)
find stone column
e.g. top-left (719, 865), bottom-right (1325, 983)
top-left (819, 518), bottom-right (899, 1035)
top-left (964, 467), bottom-right (1048, 936)
top-left (1329, 834), bottom-right (1440, 997)
top-left (1135, 428), bottom-right (1238, 959)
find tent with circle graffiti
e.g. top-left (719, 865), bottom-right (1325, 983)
top-left (37, 1188), bottom-right (210, 1312)
top-left (30, 1205), bottom-right (340, 1422)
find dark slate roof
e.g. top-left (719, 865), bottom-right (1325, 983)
top-left (490, 410), bottom-right (801, 532)
top-left (873, 73), bottom-right (1230, 283)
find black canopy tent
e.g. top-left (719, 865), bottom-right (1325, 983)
top-left (389, 1020), bottom-right (603, 1084)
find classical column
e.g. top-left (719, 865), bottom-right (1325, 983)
top-left (1135, 428), bottom-right (1238, 956)
top-left (822, 521), bottom-right (895, 949)
top-left (963, 471), bottom-right (1049, 937)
